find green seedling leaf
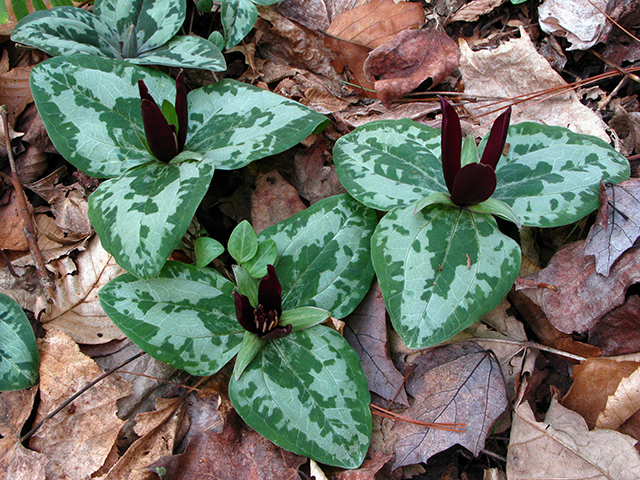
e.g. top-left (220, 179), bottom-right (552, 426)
top-left (208, 31), bottom-right (225, 50)
top-left (186, 79), bottom-right (329, 171)
top-left (233, 330), bottom-right (267, 380)
top-left (229, 326), bottom-right (372, 469)
top-left (233, 265), bottom-right (258, 308)
top-left (99, 261), bottom-right (244, 376)
top-left (88, 159), bottom-right (215, 279)
top-left (492, 123), bottom-right (630, 227)
top-left (194, 237), bottom-right (224, 267)
top-left (242, 239), bottom-right (277, 278)
top-left (228, 220), bottom-right (258, 264)
top-left (333, 119), bottom-right (444, 211)
top-left (278, 306), bottom-right (331, 331)
top-left (221, 0), bottom-right (257, 49)
top-left (259, 194), bottom-right (377, 318)
top-left (372, 204), bottom-right (521, 349)
top-left (0, 293), bottom-right (39, 391)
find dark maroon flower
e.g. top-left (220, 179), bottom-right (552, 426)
top-left (440, 97), bottom-right (511, 206)
top-left (233, 265), bottom-right (292, 340)
top-left (138, 70), bottom-right (188, 163)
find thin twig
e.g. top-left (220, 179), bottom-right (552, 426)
top-left (370, 404), bottom-right (466, 432)
top-left (586, 0), bottom-right (640, 44)
top-left (476, 337), bottom-right (587, 362)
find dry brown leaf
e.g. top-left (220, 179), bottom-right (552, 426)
top-left (609, 108), bottom-right (640, 156)
top-left (276, 0), bottom-right (362, 31)
top-left (333, 101), bottom-right (439, 128)
top-left (363, 28), bottom-right (459, 107)
top-left (392, 342), bottom-right (508, 469)
top-left (459, 28), bottom-right (610, 140)
top-left (290, 137), bottom-right (346, 204)
top-left (507, 398), bottom-right (640, 479)
top-left (251, 170), bottom-right (306, 233)
top-left (30, 329), bottom-right (132, 480)
top-left (589, 295), bottom-right (640, 356)
top-left (35, 235), bottom-right (126, 344)
top-left (0, 190), bottom-right (28, 251)
top-left (597, 365), bottom-right (640, 430)
top-left (450, 0), bottom-right (507, 23)
top-left (0, 388), bottom-right (47, 480)
top-left (515, 241), bottom-right (640, 334)
top-left (0, 66), bottom-right (33, 125)
top-left (326, 450), bottom-right (393, 479)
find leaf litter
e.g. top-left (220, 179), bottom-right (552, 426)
top-left (2, 0), bottom-right (640, 478)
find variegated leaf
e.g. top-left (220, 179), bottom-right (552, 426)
top-left (0, 293), bottom-right (39, 391)
top-left (493, 123), bottom-right (630, 227)
top-left (333, 119), bottom-right (444, 211)
top-left (130, 35), bottom-right (225, 70)
top-left (229, 326), bottom-right (372, 469)
top-left (88, 159), bottom-right (215, 279)
top-left (221, 0), bottom-right (257, 49)
top-left (30, 56), bottom-right (176, 178)
top-left (372, 204), bottom-right (521, 349)
top-left (258, 194), bottom-right (377, 319)
top-left (98, 261), bottom-right (244, 376)
top-left (187, 79), bottom-right (328, 170)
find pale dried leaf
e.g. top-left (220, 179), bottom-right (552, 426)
top-left (36, 235), bottom-right (126, 344)
top-left (507, 399), bottom-right (640, 480)
top-left (597, 366), bottom-right (640, 430)
top-left (459, 28), bottom-right (610, 140)
top-left (450, 0), bottom-right (507, 23)
top-left (0, 190), bottom-right (28, 251)
top-left (30, 329), bottom-right (133, 480)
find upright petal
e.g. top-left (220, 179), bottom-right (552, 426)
top-left (440, 97), bottom-right (463, 194)
top-left (233, 292), bottom-right (258, 334)
top-left (480, 106), bottom-right (511, 169)
top-left (175, 70), bottom-right (188, 151)
top-left (138, 80), bottom-right (179, 163)
top-left (258, 265), bottom-right (282, 315)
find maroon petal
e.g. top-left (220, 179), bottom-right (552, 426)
top-left (233, 292), bottom-right (258, 334)
top-left (140, 99), bottom-right (179, 163)
top-left (258, 265), bottom-right (282, 315)
top-left (261, 324), bottom-right (292, 340)
top-left (440, 97), bottom-right (462, 194)
top-left (450, 162), bottom-right (497, 206)
top-left (480, 106), bottom-right (511, 169)
top-left (174, 70), bottom-right (188, 151)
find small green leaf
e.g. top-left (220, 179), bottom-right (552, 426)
top-left (233, 265), bottom-right (258, 308)
top-left (229, 326), bottom-right (372, 468)
top-left (228, 220), bottom-right (258, 264)
top-left (242, 239), bottom-right (277, 278)
top-left (208, 31), bottom-right (225, 51)
top-left (194, 237), bottom-right (225, 267)
top-left (279, 306), bottom-right (330, 331)
top-left (233, 330), bottom-right (267, 380)
top-left (0, 293), bottom-right (39, 391)
top-left (197, 0), bottom-right (214, 13)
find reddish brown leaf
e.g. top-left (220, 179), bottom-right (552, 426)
top-left (344, 280), bottom-right (409, 406)
top-left (290, 137), bottom-right (346, 204)
top-left (516, 241), bottom-right (640, 334)
top-left (392, 342), bottom-right (508, 469)
top-left (364, 28), bottom-right (459, 107)
top-left (0, 66), bottom-right (33, 126)
top-left (585, 179), bottom-right (640, 276)
top-left (589, 294), bottom-right (640, 356)
top-left (276, 0), bottom-right (360, 31)
top-left (250, 170), bottom-right (306, 233)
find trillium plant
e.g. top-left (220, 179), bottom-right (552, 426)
top-left (30, 54), bottom-right (328, 278)
top-left (98, 194), bottom-right (377, 468)
top-left (333, 98), bottom-right (629, 349)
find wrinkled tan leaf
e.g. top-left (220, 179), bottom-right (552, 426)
top-left (251, 170), bottom-right (306, 233)
top-left (515, 241), bottom-right (640, 334)
top-left (344, 279), bottom-right (409, 406)
top-left (392, 342), bottom-right (508, 469)
top-left (36, 235), bottom-right (125, 344)
top-left (0, 66), bottom-right (33, 125)
top-left (507, 398), bottom-right (640, 479)
top-left (30, 329), bottom-right (133, 480)
top-left (597, 365), bottom-right (640, 431)
top-left (0, 388), bottom-right (47, 480)
top-left (450, 0), bottom-right (507, 23)
top-left (459, 27), bottom-right (609, 140)
top-left (363, 28), bottom-right (459, 107)
top-left (584, 179), bottom-right (640, 276)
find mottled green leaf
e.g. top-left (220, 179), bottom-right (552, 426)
top-left (228, 220), bottom-right (258, 264)
top-left (229, 326), bottom-right (372, 468)
top-left (221, 0), bottom-right (257, 49)
top-left (130, 36), bottom-right (225, 70)
top-left (242, 239), bottom-right (277, 278)
top-left (372, 204), bottom-right (521, 349)
top-left (88, 159), bottom-right (215, 279)
top-left (333, 119), bottom-right (444, 211)
top-left (99, 261), bottom-right (243, 375)
top-left (258, 194), bottom-right (377, 318)
top-left (493, 123), bottom-right (630, 227)
top-left (0, 294), bottom-right (39, 391)
top-left (194, 237), bottom-right (224, 267)
top-left (186, 79), bottom-right (328, 170)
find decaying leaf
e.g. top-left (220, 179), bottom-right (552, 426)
top-left (507, 398), bottom-right (640, 479)
top-left (30, 329), bottom-right (133, 480)
top-left (291, 137), bottom-right (346, 204)
top-left (589, 295), bottom-right (640, 356)
top-left (392, 342), bottom-right (508, 469)
top-left (0, 65), bottom-right (33, 125)
top-left (515, 241), bottom-right (640, 334)
top-left (276, 0), bottom-right (362, 31)
top-left (344, 279), bottom-right (409, 406)
top-left (585, 179), bottom-right (640, 276)
top-left (35, 235), bottom-right (126, 344)
top-left (363, 28), bottom-right (459, 107)
top-left (0, 190), bottom-right (28, 251)
top-left (251, 170), bottom-right (306, 233)
top-left (450, 0), bottom-right (507, 23)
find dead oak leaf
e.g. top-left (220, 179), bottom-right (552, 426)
top-left (363, 28), bottom-right (459, 107)
top-left (392, 342), bottom-right (507, 469)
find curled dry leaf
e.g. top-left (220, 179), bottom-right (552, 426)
top-left (343, 279), bottom-right (409, 406)
top-left (363, 28), bottom-right (459, 107)
top-left (515, 241), bottom-right (640, 334)
top-left (584, 179), bottom-right (640, 276)
top-left (251, 170), bottom-right (306, 233)
top-left (392, 342), bottom-right (508, 469)
top-left (507, 398), bottom-right (640, 479)
top-left (30, 329), bottom-right (133, 480)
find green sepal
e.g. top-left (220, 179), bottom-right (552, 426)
top-left (460, 134), bottom-right (480, 168)
top-left (467, 197), bottom-right (522, 229)
top-left (242, 239), bottom-right (277, 279)
top-left (162, 99), bottom-right (179, 132)
top-left (413, 191), bottom-right (456, 214)
top-left (233, 264), bottom-right (258, 307)
top-left (279, 306), bottom-right (331, 331)
top-left (233, 330), bottom-right (267, 380)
